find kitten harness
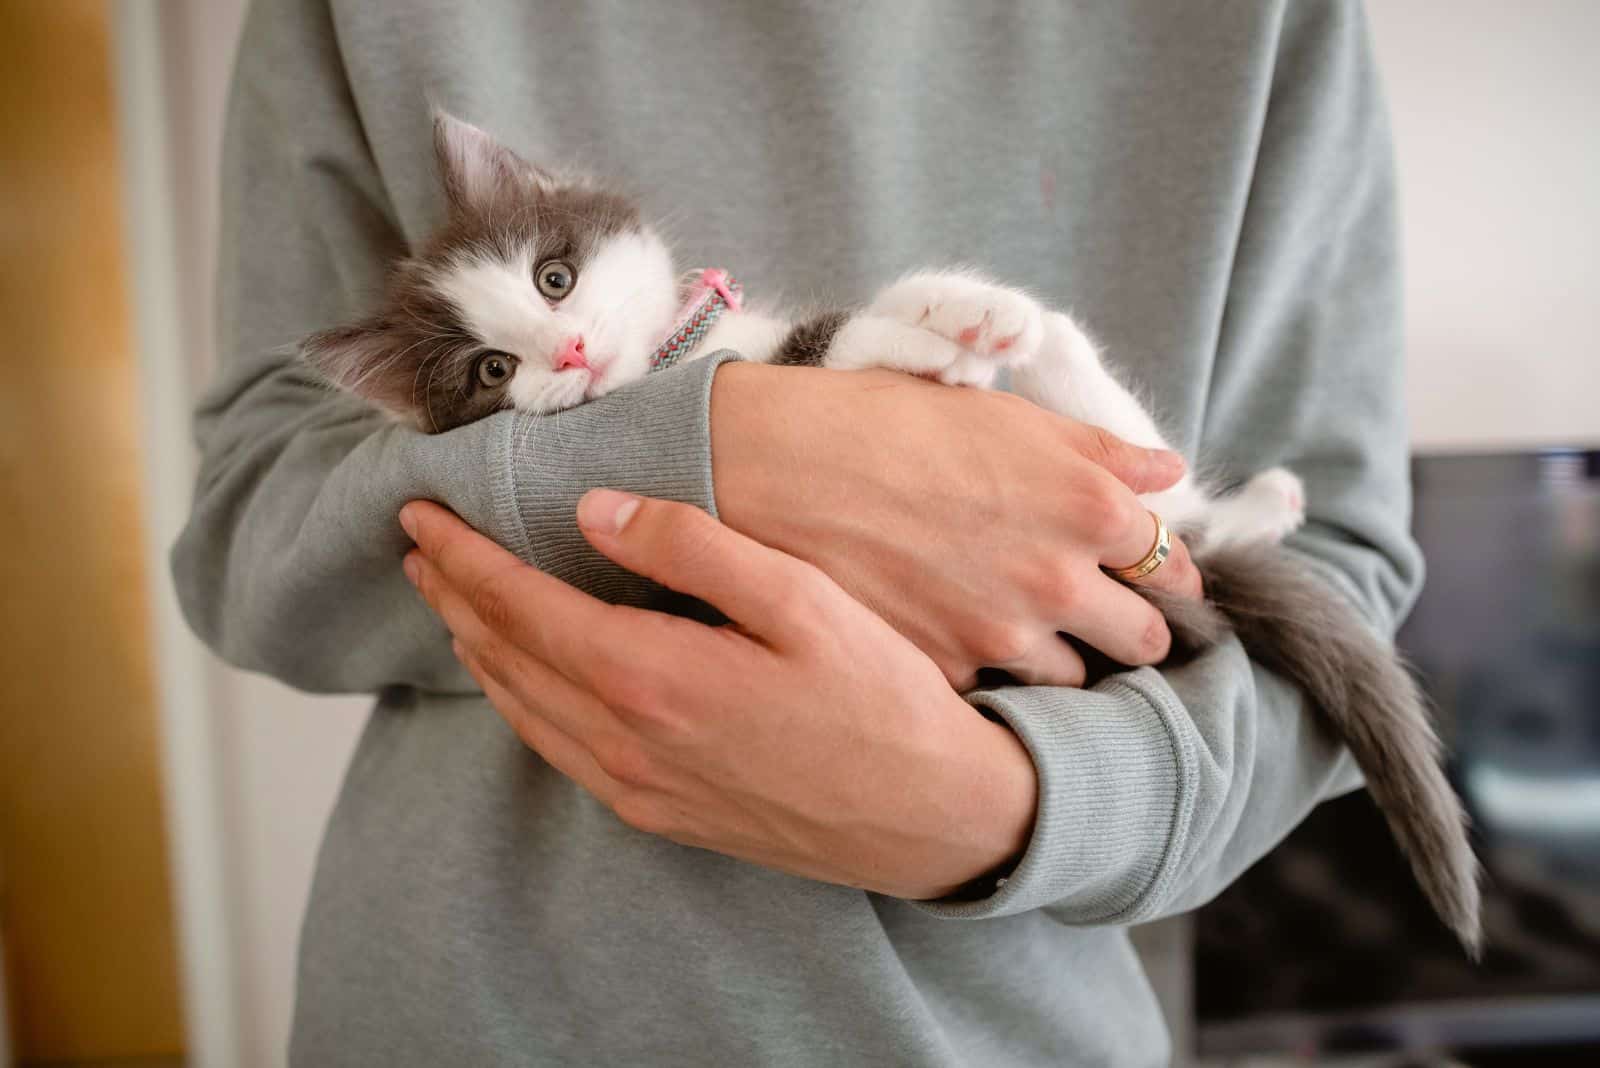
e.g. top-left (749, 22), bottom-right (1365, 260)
top-left (649, 268), bottom-right (743, 374)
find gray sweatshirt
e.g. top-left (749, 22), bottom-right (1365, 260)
top-left (174, 2), bottom-right (1419, 1064)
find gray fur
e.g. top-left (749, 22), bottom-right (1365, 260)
top-left (1137, 546), bottom-right (1483, 955)
top-left (774, 311), bottom-right (850, 367)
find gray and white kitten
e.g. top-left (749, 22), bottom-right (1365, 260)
top-left (305, 114), bottom-right (1481, 954)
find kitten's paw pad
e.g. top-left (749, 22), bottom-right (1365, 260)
top-left (917, 290), bottom-right (1041, 360)
top-left (1242, 467), bottom-right (1307, 540)
top-left (869, 274), bottom-right (1044, 362)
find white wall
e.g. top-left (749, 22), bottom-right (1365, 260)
top-left (1371, 0), bottom-right (1600, 450)
top-left (128, 3), bottom-right (1599, 1065)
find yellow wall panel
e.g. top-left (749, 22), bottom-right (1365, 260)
top-left (0, 0), bottom-right (184, 1058)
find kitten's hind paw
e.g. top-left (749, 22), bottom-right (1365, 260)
top-left (1208, 467), bottom-right (1307, 547)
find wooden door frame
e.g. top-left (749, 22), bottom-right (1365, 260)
top-left (111, 7), bottom-right (243, 1064)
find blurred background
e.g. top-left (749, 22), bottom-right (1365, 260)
top-left (0, 2), bottom-right (1594, 1066)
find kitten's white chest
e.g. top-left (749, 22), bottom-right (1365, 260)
top-left (694, 310), bottom-right (790, 364)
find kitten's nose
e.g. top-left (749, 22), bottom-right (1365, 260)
top-left (554, 334), bottom-right (588, 372)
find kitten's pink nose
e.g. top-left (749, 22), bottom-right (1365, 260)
top-left (554, 334), bottom-right (589, 372)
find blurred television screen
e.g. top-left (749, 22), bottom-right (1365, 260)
top-left (1196, 450), bottom-right (1600, 1059)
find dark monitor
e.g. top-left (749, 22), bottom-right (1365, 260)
top-left (1195, 449), bottom-right (1600, 1059)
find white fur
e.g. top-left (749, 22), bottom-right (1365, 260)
top-left (824, 316), bottom-right (974, 378)
top-left (1206, 467), bottom-right (1307, 545)
top-left (1012, 310), bottom-right (1213, 532)
top-left (697, 307), bottom-right (789, 361)
top-left (867, 271), bottom-right (1044, 361)
top-left (433, 229), bottom-right (679, 414)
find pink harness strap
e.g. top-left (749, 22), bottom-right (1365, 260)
top-left (649, 268), bottom-right (743, 374)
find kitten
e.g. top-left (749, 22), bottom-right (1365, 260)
top-left (304, 113), bottom-right (1481, 954)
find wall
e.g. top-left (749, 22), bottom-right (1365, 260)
top-left (0, 1), bottom-right (183, 1057)
top-left (158, 4), bottom-right (371, 1060)
top-left (129, 4), bottom-right (368, 1065)
top-left (1371, 0), bottom-right (1600, 450)
top-left (130, 3), bottom-right (1599, 1065)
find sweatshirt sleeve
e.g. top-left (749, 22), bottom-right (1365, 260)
top-left (170, 0), bottom-right (735, 696)
top-left (917, 1), bottom-right (1424, 923)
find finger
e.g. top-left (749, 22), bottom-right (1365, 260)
top-left (1101, 507), bottom-right (1203, 602)
top-left (936, 658), bottom-right (981, 693)
top-left (576, 489), bottom-right (824, 636)
top-left (1001, 635), bottom-right (1088, 687)
top-left (415, 553), bottom-right (642, 753)
top-left (1101, 499), bottom-right (1162, 569)
top-left (405, 548), bottom-right (624, 741)
top-left (400, 500), bottom-right (635, 689)
top-left (1129, 531), bottom-right (1204, 601)
top-left (454, 639), bottom-right (625, 808)
top-left (1057, 572), bottom-right (1172, 666)
top-left (1063, 422), bottom-right (1186, 495)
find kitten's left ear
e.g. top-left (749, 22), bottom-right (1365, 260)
top-left (432, 111), bottom-right (551, 216)
top-left (301, 317), bottom-right (415, 418)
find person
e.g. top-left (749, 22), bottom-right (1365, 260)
top-left (173, 1), bottom-right (1421, 1064)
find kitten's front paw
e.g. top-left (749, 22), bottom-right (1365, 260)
top-left (868, 272), bottom-right (1045, 363)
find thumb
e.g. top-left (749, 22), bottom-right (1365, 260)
top-left (575, 488), bottom-right (811, 634)
top-left (1067, 424), bottom-right (1186, 494)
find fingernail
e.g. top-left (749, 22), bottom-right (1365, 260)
top-left (402, 551), bottom-right (421, 586)
top-left (399, 504), bottom-right (418, 540)
top-left (1155, 450), bottom-right (1186, 475)
top-left (577, 488), bottom-right (641, 534)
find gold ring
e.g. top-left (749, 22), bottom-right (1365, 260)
top-left (1108, 511), bottom-right (1170, 581)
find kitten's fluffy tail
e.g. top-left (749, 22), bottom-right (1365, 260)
top-left (1155, 546), bottom-right (1483, 956)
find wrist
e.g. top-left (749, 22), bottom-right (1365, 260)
top-left (708, 360), bottom-right (789, 536)
top-left (913, 697), bottom-right (1038, 900)
top-left (709, 360), bottom-right (845, 551)
top-left (968, 713), bottom-right (1039, 879)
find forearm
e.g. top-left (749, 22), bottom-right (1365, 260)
top-left (174, 354), bottom-right (730, 694)
top-left (917, 635), bottom-right (1360, 922)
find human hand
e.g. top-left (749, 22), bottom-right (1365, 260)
top-left (399, 492), bottom-right (1038, 900)
top-left (709, 362), bottom-right (1202, 690)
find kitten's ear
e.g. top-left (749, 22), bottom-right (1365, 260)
top-left (301, 318), bottom-right (413, 416)
top-left (432, 111), bottom-right (550, 215)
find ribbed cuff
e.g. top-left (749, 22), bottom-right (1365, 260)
top-left (912, 672), bottom-right (1194, 922)
top-left (489, 351), bottom-right (741, 607)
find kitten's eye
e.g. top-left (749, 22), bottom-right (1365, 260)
top-left (475, 352), bottom-right (515, 388)
top-left (536, 260), bottom-right (576, 300)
